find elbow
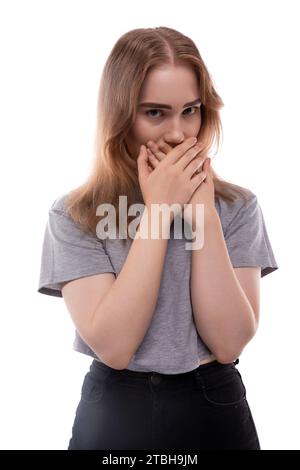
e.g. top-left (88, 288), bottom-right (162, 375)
top-left (215, 350), bottom-right (242, 365)
top-left (86, 330), bottom-right (131, 371)
top-left (219, 322), bottom-right (258, 365)
top-left (215, 342), bottom-right (248, 364)
top-left (88, 337), bottom-right (131, 371)
top-left (214, 341), bottom-right (250, 365)
top-left (99, 351), bottom-right (130, 371)
top-left (113, 354), bottom-right (131, 370)
top-left (109, 359), bottom-right (129, 371)
top-left (105, 349), bottom-right (133, 371)
top-left (214, 341), bottom-right (247, 365)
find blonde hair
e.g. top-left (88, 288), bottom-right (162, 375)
top-left (64, 26), bottom-right (250, 241)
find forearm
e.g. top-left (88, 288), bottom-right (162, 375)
top-left (191, 208), bottom-right (257, 363)
top-left (90, 206), bottom-right (170, 369)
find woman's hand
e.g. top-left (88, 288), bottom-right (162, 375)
top-left (146, 137), bottom-right (216, 228)
top-left (137, 137), bottom-right (208, 225)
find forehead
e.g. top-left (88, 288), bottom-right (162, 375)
top-left (139, 64), bottom-right (199, 102)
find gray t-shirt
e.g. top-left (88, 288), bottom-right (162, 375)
top-left (37, 189), bottom-right (279, 374)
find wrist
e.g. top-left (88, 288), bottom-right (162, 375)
top-left (140, 203), bottom-right (172, 238)
top-left (184, 203), bottom-right (218, 231)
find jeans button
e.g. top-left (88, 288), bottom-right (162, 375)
top-left (150, 373), bottom-right (161, 385)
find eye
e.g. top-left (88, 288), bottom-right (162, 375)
top-left (145, 106), bottom-right (200, 119)
top-left (146, 109), bottom-right (163, 118)
top-left (183, 106), bottom-right (199, 116)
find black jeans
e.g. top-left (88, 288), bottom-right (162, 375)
top-left (68, 359), bottom-right (260, 450)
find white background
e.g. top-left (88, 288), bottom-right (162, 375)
top-left (0, 0), bottom-right (298, 450)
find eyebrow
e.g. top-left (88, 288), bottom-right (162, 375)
top-left (138, 98), bottom-right (201, 109)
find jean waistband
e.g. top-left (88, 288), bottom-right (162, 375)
top-left (92, 358), bottom-right (239, 379)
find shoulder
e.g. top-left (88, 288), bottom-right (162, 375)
top-left (49, 191), bottom-right (72, 214)
top-left (215, 185), bottom-right (257, 235)
top-left (46, 191), bottom-right (91, 240)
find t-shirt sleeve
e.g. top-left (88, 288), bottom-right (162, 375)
top-left (37, 198), bottom-right (116, 298)
top-left (224, 192), bottom-right (279, 278)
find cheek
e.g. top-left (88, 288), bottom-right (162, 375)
top-left (131, 117), bottom-right (161, 144)
top-left (191, 115), bottom-right (202, 131)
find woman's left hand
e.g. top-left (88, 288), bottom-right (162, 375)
top-left (146, 138), bottom-right (216, 226)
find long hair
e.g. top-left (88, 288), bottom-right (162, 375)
top-left (64, 27), bottom-right (250, 242)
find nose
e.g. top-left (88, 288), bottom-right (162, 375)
top-left (163, 131), bottom-right (185, 146)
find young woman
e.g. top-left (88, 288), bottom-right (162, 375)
top-left (37, 27), bottom-right (279, 450)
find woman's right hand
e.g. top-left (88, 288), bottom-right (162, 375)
top-left (137, 136), bottom-right (207, 222)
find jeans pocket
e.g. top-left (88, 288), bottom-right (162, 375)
top-left (80, 368), bottom-right (111, 404)
top-left (201, 368), bottom-right (247, 407)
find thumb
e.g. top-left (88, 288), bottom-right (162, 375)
top-left (137, 145), bottom-right (151, 182)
